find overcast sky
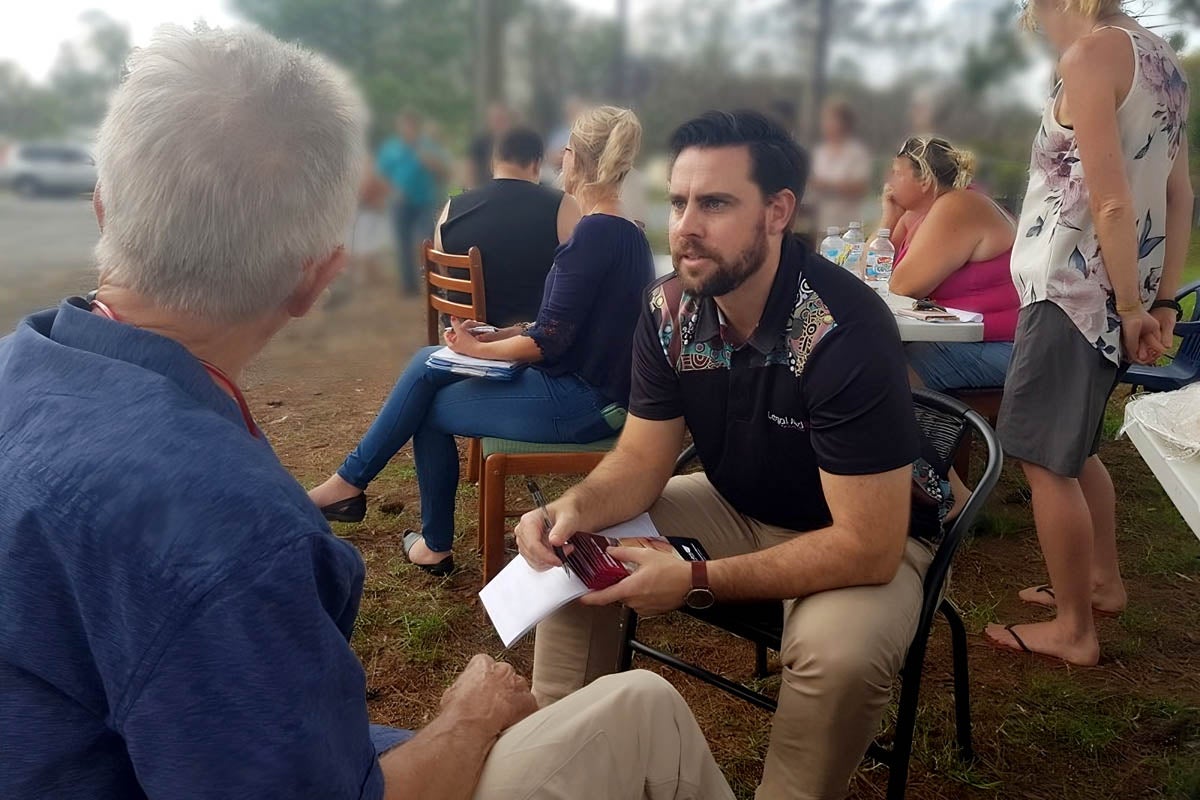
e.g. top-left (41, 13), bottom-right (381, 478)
top-left (3, 0), bottom-right (1190, 86)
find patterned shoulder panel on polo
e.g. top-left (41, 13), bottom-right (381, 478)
top-left (648, 272), bottom-right (838, 379)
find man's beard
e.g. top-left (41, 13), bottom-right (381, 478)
top-left (673, 222), bottom-right (769, 298)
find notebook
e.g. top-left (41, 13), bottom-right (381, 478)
top-left (425, 346), bottom-right (523, 380)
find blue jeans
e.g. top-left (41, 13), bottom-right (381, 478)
top-left (338, 346), bottom-right (615, 552)
top-left (391, 201), bottom-right (434, 295)
top-left (906, 341), bottom-right (1013, 392)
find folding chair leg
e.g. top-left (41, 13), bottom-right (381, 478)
top-left (481, 454), bottom-right (507, 582)
top-left (886, 658), bottom-right (924, 800)
top-left (952, 429), bottom-right (973, 485)
top-left (942, 600), bottom-right (974, 762)
top-left (618, 610), bottom-right (638, 672)
top-left (755, 642), bottom-right (769, 678)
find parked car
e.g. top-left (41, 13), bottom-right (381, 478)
top-left (0, 142), bottom-right (97, 197)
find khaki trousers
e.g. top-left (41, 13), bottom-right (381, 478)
top-left (532, 474), bottom-right (933, 800)
top-left (473, 670), bottom-right (735, 800)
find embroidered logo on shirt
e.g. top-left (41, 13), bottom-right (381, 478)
top-left (768, 412), bottom-right (806, 431)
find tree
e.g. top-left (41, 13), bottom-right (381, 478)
top-left (47, 11), bottom-right (131, 129)
top-left (233, 0), bottom-right (480, 140)
top-left (0, 12), bottom-right (129, 140)
top-left (0, 62), bottom-right (66, 139)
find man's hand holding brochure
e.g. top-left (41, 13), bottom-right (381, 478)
top-left (479, 512), bottom-right (709, 648)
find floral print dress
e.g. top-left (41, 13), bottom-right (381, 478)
top-left (1011, 27), bottom-right (1189, 364)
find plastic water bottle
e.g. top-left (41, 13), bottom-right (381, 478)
top-left (866, 228), bottom-right (895, 294)
top-left (841, 222), bottom-right (865, 277)
top-left (819, 227), bottom-right (845, 264)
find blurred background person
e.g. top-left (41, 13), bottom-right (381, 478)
top-left (469, 101), bottom-right (514, 189)
top-left (545, 95), bottom-right (587, 183)
top-left (809, 98), bottom-right (872, 234)
top-left (329, 157), bottom-right (391, 309)
top-left (885, 136), bottom-right (1018, 392)
top-left (378, 111), bottom-right (443, 296)
top-left (434, 126), bottom-right (583, 326)
top-left (908, 85), bottom-right (942, 136)
top-left (308, 106), bottom-right (653, 576)
top-left (987, 0), bottom-right (1191, 665)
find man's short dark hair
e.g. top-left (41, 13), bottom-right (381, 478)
top-left (495, 127), bottom-right (545, 168)
top-left (668, 110), bottom-right (810, 203)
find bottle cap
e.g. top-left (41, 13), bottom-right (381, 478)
top-left (826, 227), bottom-right (840, 235)
top-left (878, 228), bottom-right (891, 237)
top-left (849, 221), bottom-right (862, 228)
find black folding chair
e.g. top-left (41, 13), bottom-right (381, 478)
top-left (618, 389), bottom-right (1003, 800)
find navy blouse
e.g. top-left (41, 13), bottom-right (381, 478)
top-left (525, 214), bottom-right (654, 406)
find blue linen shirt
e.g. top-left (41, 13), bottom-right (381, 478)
top-left (0, 299), bottom-right (409, 799)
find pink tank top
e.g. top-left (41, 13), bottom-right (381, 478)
top-left (896, 210), bottom-right (1020, 343)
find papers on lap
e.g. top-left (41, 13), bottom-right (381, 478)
top-left (425, 346), bottom-right (523, 380)
top-left (478, 514), bottom-right (708, 648)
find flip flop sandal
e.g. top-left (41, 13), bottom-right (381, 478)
top-left (983, 624), bottom-right (1082, 667)
top-left (1022, 584), bottom-right (1122, 619)
top-left (402, 531), bottom-right (455, 577)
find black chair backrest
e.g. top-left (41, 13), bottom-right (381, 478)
top-left (1174, 279), bottom-right (1200, 364)
top-left (911, 388), bottom-right (1004, 625)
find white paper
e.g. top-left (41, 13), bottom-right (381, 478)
top-left (943, 306), bottom-right (984, 323)
top-left (480, 556), bottom-right (589, 647)
top-left (478, 514), bottom-right (662, 647)
top-left (597, 513), bottom-right (661, 540)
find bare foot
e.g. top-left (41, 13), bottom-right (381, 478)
top-left (1018, 583), bottom-right (1127, 616)
top-left (984, 621), bottom-right (1100, 666)
top-left (308, 474), bottom-right (362, 509)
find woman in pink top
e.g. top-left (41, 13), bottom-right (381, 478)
top-left (883, 136), bottom-right (1019, 391)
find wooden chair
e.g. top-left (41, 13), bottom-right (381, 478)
top-left (422, 240), bottom-right (486, 483)
top-left (475, 428), bottom-right (620, 582)
top-left (421, 240), bottom-right (623, 582)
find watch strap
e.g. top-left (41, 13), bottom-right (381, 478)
top-left (1151, 298), bottom-right (1184, 320)
top-left (691, 560), bottom-right (709, 590)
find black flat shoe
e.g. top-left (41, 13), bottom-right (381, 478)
top-left (402, 531), bottom-right (455, 577)
top-left (319, 493), bottom-right (366, 523)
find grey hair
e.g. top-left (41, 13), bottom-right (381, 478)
top-left (94, 25), bottom-right (366, 321)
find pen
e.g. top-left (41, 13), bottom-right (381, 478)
top-left (526, 479), bottom-right (571, 576)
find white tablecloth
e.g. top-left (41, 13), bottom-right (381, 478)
top-left (651, 255), bottom-right (985, 344)
top-left (1124, 420), bottom-right (1200, 540)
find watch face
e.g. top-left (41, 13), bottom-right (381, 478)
top-left (686, 587), bottom-right (716, 610)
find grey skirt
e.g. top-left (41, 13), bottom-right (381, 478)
top-left (996, 301), bottom-right (1124, 478)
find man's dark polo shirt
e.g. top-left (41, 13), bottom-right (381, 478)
top-left (630, 235), bottom-right (935, 536)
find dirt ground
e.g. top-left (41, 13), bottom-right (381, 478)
top-left (3, 276), bottom-right (1199, 799)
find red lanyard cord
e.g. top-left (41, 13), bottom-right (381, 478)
top-left (89, 297), bottom-right (260, 438)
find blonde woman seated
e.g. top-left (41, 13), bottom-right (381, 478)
top-left (308, 107), bottom-right (654, 575)
top-left (884, 137), bottom-right (1019, 391)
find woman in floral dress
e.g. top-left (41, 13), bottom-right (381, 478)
top-left (987, 0), bottom-right (1192, 664)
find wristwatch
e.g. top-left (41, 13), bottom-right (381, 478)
top-left (1151, 299), bottom-right (1184, 320)
top-left (684, 562), bottom-right (716, 610)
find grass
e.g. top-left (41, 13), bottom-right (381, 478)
top-left (1184, 236), bottom-right (1200, 286)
